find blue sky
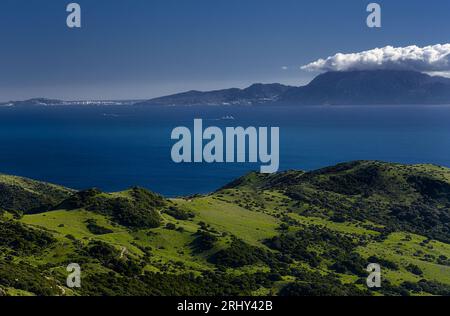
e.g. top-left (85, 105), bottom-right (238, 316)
top-left (0, 0), bottom-right (449, 101)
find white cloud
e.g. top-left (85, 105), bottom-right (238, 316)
top-left (301, 44), bottom-right (450, 74)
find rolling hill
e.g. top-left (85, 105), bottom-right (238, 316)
top-left (1, 161), bottom-right (450, 296)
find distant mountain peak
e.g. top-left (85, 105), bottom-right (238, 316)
top-left (24, 98), bottom-right (65, 105)
top-left (138, 70), bottom-right (450, 106)
top-left (138, 83), bottom-right (295, 106)
top-left (0, 98), bottom-right (65, 107)
top-left (280, 69), bottom-right (450, 106)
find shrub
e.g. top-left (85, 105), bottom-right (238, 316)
top-left (164, 206), bottom-right (194, 220)
top-left (85, 219), bottom-right (113, 235)
top-left (406, 264), bottom-right (423, 276)
top-left (191, 230), bottom-right (218, 252)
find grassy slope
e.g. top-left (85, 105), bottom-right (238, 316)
top-left (1, 161), bottom-right (450, 296)
top-left (359, 232), bottom-right (450, 285)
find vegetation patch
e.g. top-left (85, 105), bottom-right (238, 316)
top-left (0, 175), bottom-right (72, 214)
top-left (0, 261), bottom-right (60, 296)
top-left (163, 206), bottom-right (195, 220)
top-left (0, 220), bottom-right (55, 254)
top-left (85, 219), bottom-right (113, 235)
top-left (57, 187), bottom-right (165, 228)
top-left (209, 239), bottom-right (275, 268)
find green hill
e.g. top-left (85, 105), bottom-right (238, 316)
top-left (1, 161), bottom-right (450, 296)
top-left (0, 174), bottom-right (74, 216)
top-left (223, 161), bottom-right (450, 242)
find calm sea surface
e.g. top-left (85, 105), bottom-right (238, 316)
top-left (1, 105), bottom-right (449, 196)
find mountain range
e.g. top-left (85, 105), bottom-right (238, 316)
top-left (138, 83), bottom-right (294, 106)
top-left (139, 70), bottom-right (450, 106)
top-left (2, 70), bottom-right (450, 107)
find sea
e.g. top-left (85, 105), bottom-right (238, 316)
top-left (1, 104), bottom-right (449, 196)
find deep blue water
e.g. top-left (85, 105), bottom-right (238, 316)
top-left (1, 105), bottom-right (450, 196)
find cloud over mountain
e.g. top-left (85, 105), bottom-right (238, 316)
top-left (301, 44), bottom-right (450, 74)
